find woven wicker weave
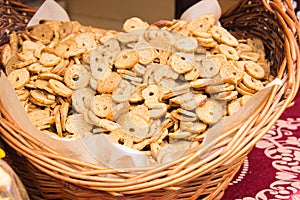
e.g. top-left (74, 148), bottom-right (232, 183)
top-left (0, 0), bottom-right (299, 199)
top-left (0, 0), bottom-right (35, 46)
top-left (0, 0), bottom-right (36, 72)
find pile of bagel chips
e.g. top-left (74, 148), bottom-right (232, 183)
top-left (0, 15), bottom-right (273, 163)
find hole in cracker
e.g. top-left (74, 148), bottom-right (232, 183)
top-left (181, 57), bottom-right (186, 60)
top-left (129, 128), bottom-right (135, 132)
top-left (72, 74), bottom-right (79, 81)
top-left (154, 58), bottom-right (160, 63)
top-left (118, 138), bottom-right (124, 145)
top-left (122, 55), bottom-right (128, 59)
top-left (97, 67), bottom-right (103, 72)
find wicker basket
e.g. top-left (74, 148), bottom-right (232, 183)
top-left (0, 0), bottom-right (36, 46)
top-left (0, 0), bottom-right (299, 199)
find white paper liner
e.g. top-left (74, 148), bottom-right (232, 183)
top-left (180, 0), bottom-right (222, 21)
top-left (27, 0), bottom-right (70, 26)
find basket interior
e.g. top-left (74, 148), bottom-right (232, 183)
top-left (221, 0), bottom-right (287, 75)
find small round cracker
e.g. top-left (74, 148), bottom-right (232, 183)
top-left (64, 64), bottom-right (90, 90)
top-left (219, 61), bottom-right (244, 84)
top-left (239, 51), bottom-right (260, 62)
top-left (242, 73), bottom-right (264, 91)
top-left (75, 32), bottom-right (97, 51)
top-left (90, 94), bottom-right (114, 120)
top-left (27, 23), bottom-right (54, 44)
top-left (60, 101), bottom-right (70, 131)
top-left (54, 110), bottom-right (63, 137)
top-left (30, 89), bottom-right (56, 105)
top-left (39, 49), bottom-right (61, 67)
top-left (65, 114), bottom-right (93, 134)
top-left (38, 73), bottom-right (63, 81)
top-left (112, 79), bottom-right (133, 103)
top-left (244, 61), bottom-right (265, 80)
top-left (211, 25), bottom-right (239, 47)
top-left (180, 121), bottom-right (207, 134)
top-left (97, 72), bottom-right (122, 94)
top-left (48, 79), bottom-right (73, 97)
top-left (1, 44), bottom-right (12, 66)
top-left (7, 68), bottom-right (30, 89)
top-left (218, 44), bottom-right (239, 60)
top-left (122, 17), bottom-right (149, 32)
top-left (174, 36), bottom-right (198, 53)
top-left (189, 14), bottom-right (215, 38)
top-left (114, 49), bottom-right (139, 69)
top-left (134, 42), bottom-right (156, 65)
top-left (117, 113), bottom-right (150, 140)
top-left (169, 53), bottom-right (194, 74)
top-left (195, 99), bottom-right (223, 124)
top-left (15, 88), bottom-right (30, 101)
top-left (72, 87), bottom-right (95, 114)
top-left (199, 57), bottom-right (220, 78)
top-left (227, 99), bottom-right (242, 116)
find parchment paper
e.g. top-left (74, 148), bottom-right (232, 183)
top-left (0, 0), bottom-right (282, 169)
top-left (27, 0), bottom-right (70, 26)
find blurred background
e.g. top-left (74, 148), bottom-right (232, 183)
top-left (24, 0), bottom-right (239, 31)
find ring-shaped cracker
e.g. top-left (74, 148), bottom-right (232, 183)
top-left (90, 94), bottom-right (114, 120)
top-left (7, 68), bottom-right (30, 89)
top-left (195, 99), bottom-right (223, 124)
top-left (64, 64), bottom-right (90, 90)
top-left (48, 79), bottom-right (73, 97)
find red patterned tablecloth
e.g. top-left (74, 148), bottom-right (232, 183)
top-left (222, 91), bottom-right (300, 200)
